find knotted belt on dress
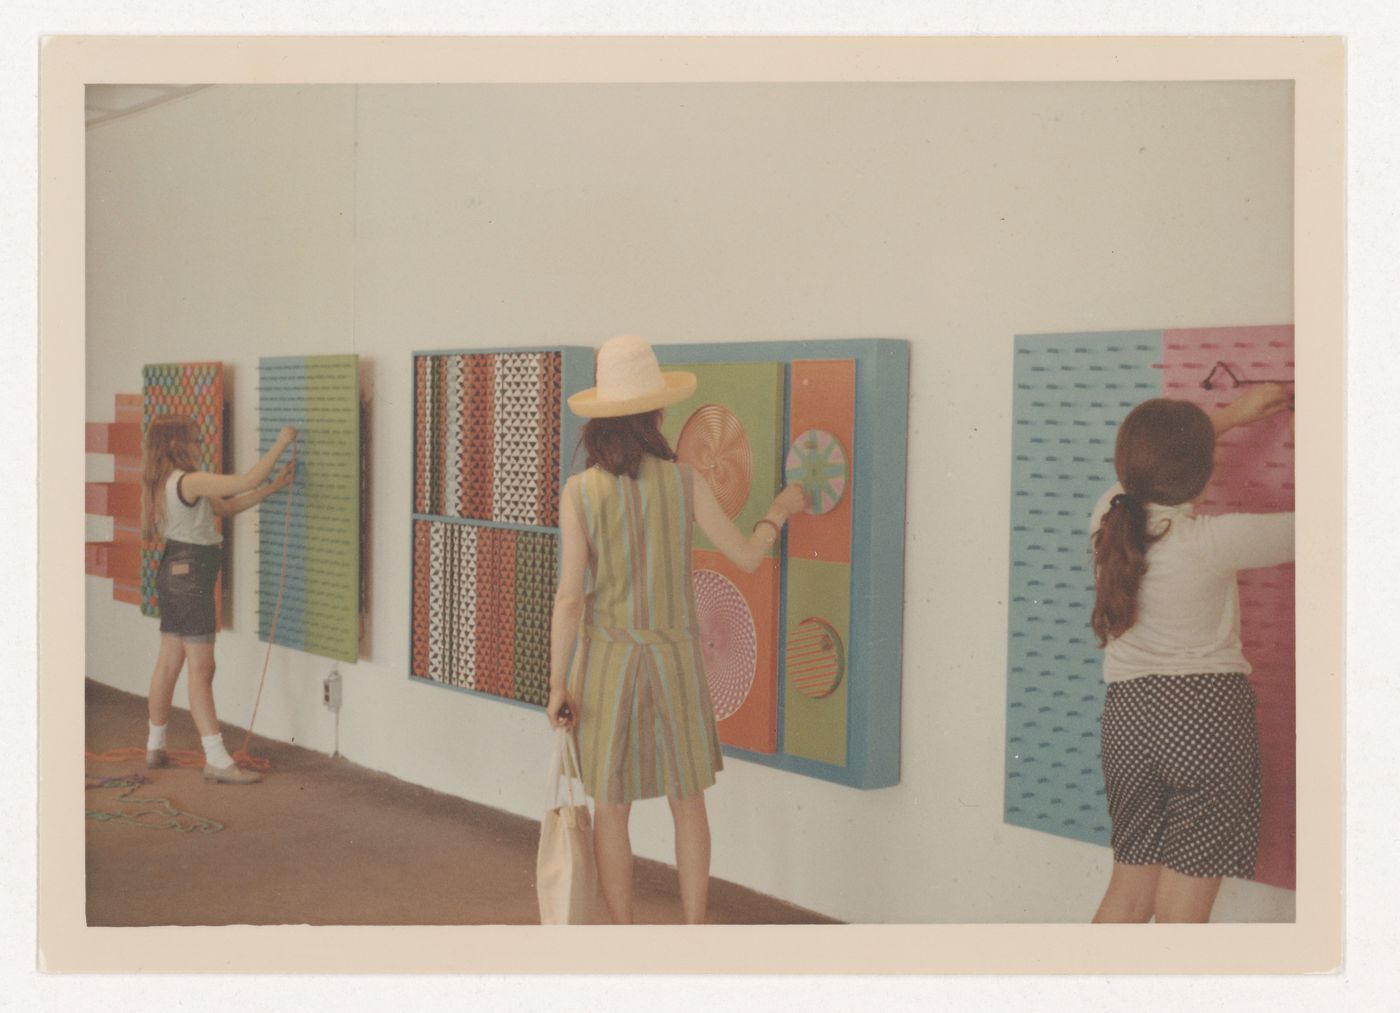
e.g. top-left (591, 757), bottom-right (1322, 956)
top-left (581, 624), bottom-right (696, 646)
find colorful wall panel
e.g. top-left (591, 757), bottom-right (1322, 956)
top-left (409, 346), bottom-right (592, 710)
top-left (1005, 326), bottom-right (1295, 889)
top-left (656, 340), bottom-right (909, 790)
top-left (85, 392), bottom-right (145, 607)
top-left (141, 362), bottom-right (227, 624)
top-left (414, 351), bottom-right (563, 527)
top-left (410, 519), bottom-right (558, 706)
top-left (782, 360), bottom-right (855, 766)
top-left (408, 341), bottom-right (907, 789)
top-left (257, 355), bottom-right (361, 663)
top-left (661, 363), bottom-right (784, 755)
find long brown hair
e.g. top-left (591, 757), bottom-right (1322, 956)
top-left (142, 415), bottom-right (202, 540)
top-left (1091, 399), bottom-right (1215, 646)
top-left (581, 410), bottom-right (675, 478)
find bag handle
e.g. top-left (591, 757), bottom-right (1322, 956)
top-left (545, 727), bottom-right (586, 810)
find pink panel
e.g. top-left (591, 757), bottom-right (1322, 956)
top-left (1160, 325), bottom-right (1295, 890)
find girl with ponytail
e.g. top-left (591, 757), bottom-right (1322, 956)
top-left (1089, 383), bottom-right (1293, 924)
top-left (141, 415), bottom-right (298, 785)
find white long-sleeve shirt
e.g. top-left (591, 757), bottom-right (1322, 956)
top-left (1088, 484), bottom-right (1294, 683)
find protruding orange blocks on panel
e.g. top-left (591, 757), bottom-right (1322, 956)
top-left (85, 481), bottom-right (142, 517)
top-left (86, 393), bottom-right (145, 601)
top-left (85, 421), bottom-right (142, 457)
top-left (85, 541), bottom-right (142, 577)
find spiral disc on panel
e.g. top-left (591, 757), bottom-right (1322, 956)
top-left (784, 429), bottom-right (848, 516)
top-left (786, 617), bottom-right (845, 699)
top-left (691, 569), bottom-right (757, 720)
top-left (677, 405), bottom-right (752, 520)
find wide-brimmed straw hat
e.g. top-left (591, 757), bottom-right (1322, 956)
top-left (566, 335), bottom-right (696, 418)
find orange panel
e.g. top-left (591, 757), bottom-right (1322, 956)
top-left (693, 548), bottom-right (779, 754)
top-left (112, 422), bottom-right (142, 456)
top-left (113, 458), bottom-right (142, 486)
top-left (89, 393), bottom-right (147, 611)
top-left (115, 396), bottom-right (145, 481)
top-left (112, 541), bottom-right (141, 578)
top-left (115, 393), bottom-right (142, 422)
top-left (85, 481), bottom-right (141, 518)
top-left (85, 421), bottom-right (142, 456)
top-left (787, 360), bottom-right (855, 564)
top-left (86, 541), bottom-right (141, 579)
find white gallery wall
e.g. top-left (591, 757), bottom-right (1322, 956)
top-left (85, 82), bottom-right (1295, 923)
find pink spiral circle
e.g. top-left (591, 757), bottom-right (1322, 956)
top-left (691, 569), bottom-right (757, 720)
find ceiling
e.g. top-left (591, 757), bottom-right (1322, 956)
top-left (85, 84), bottom-right (210, 128)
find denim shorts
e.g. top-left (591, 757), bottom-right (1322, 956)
top-left (155, 540), bottom-right (222, 641)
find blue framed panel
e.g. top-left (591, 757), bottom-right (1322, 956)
top-left (404, 339), bottom-right (909, 790)
top-left (407, 346), bottom-right (592, 705)
top-left (655, 339), bottom-right (909, 790)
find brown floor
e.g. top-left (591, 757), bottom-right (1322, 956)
top-left (84, 680), bottom-right (836, 926)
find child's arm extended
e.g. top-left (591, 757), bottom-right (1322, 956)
top-left (1198, 511), bottom-right (1295, 571)
top-left (693, 476), bottom-right (807, 573)
top-left (1201, 381), bottom-right (1296, 571)
top-left (210, 459), bottom-right (296, 517)
top-left (182, 426), bottom-right (297, 499)
top-left (1210, 382), bottom-right (1292, 435)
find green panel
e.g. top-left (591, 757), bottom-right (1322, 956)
top-left (260, 354), bottom-right (360, 663)
top-left (782, 557), bottom-right (851, 766)
top-left (512, 530), bottom-right (559, 706)
top-left (659, 362), bottom-right (784, 556)
top-left (307, 356), bottom-right (360, 662)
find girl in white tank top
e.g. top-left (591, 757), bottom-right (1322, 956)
top-left (140, 415), bottom-right (298, 785)
top-left (162, 469), bottom-right (221, 545)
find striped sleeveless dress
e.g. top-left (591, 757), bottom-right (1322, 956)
top-left (566, 454), bottom-right (724, 803)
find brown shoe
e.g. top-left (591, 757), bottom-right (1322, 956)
top-left (146, 749), bottom-right (170, 769)
top-left (203, 762), bottom-right (262, 785)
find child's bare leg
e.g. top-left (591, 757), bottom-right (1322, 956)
top-left (593, 801), bottom-right (635, 924)
top-left (668, 791), bottom-right (711, 925)
top-left (147, 634), bottom-right (186, 726)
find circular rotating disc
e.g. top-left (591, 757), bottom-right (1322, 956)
top-left (691, 569), bottom-right (757, 720)
top-left (677, 405), bottom-right (752, 520)
top-left (785, 429), bottom-right (848, 516)
top-left (786, 616), bottom-right (845, 699)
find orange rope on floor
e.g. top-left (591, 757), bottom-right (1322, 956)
top-left (234, 445), bottom-right (298, 770)
top-left (86, 746), bottom-right (201, 769)
top-left (84, 746), bottom-right (272, 773)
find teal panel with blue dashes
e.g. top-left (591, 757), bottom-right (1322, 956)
top-left (1004, 331), bottom-right (1162, 844)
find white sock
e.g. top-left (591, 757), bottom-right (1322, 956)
top-left (201, 733), bottom-right (235, 769)
top-left (147, 722), bottom-right (167, 751)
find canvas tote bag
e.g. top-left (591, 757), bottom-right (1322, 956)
top-left (536, 728), bottom-right (598, 924)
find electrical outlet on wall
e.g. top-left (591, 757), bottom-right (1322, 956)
top-left (323, 667), bottom-right (342, 712)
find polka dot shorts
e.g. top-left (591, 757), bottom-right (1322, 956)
top-left (1100, 673), bottom-right (1262, 880)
